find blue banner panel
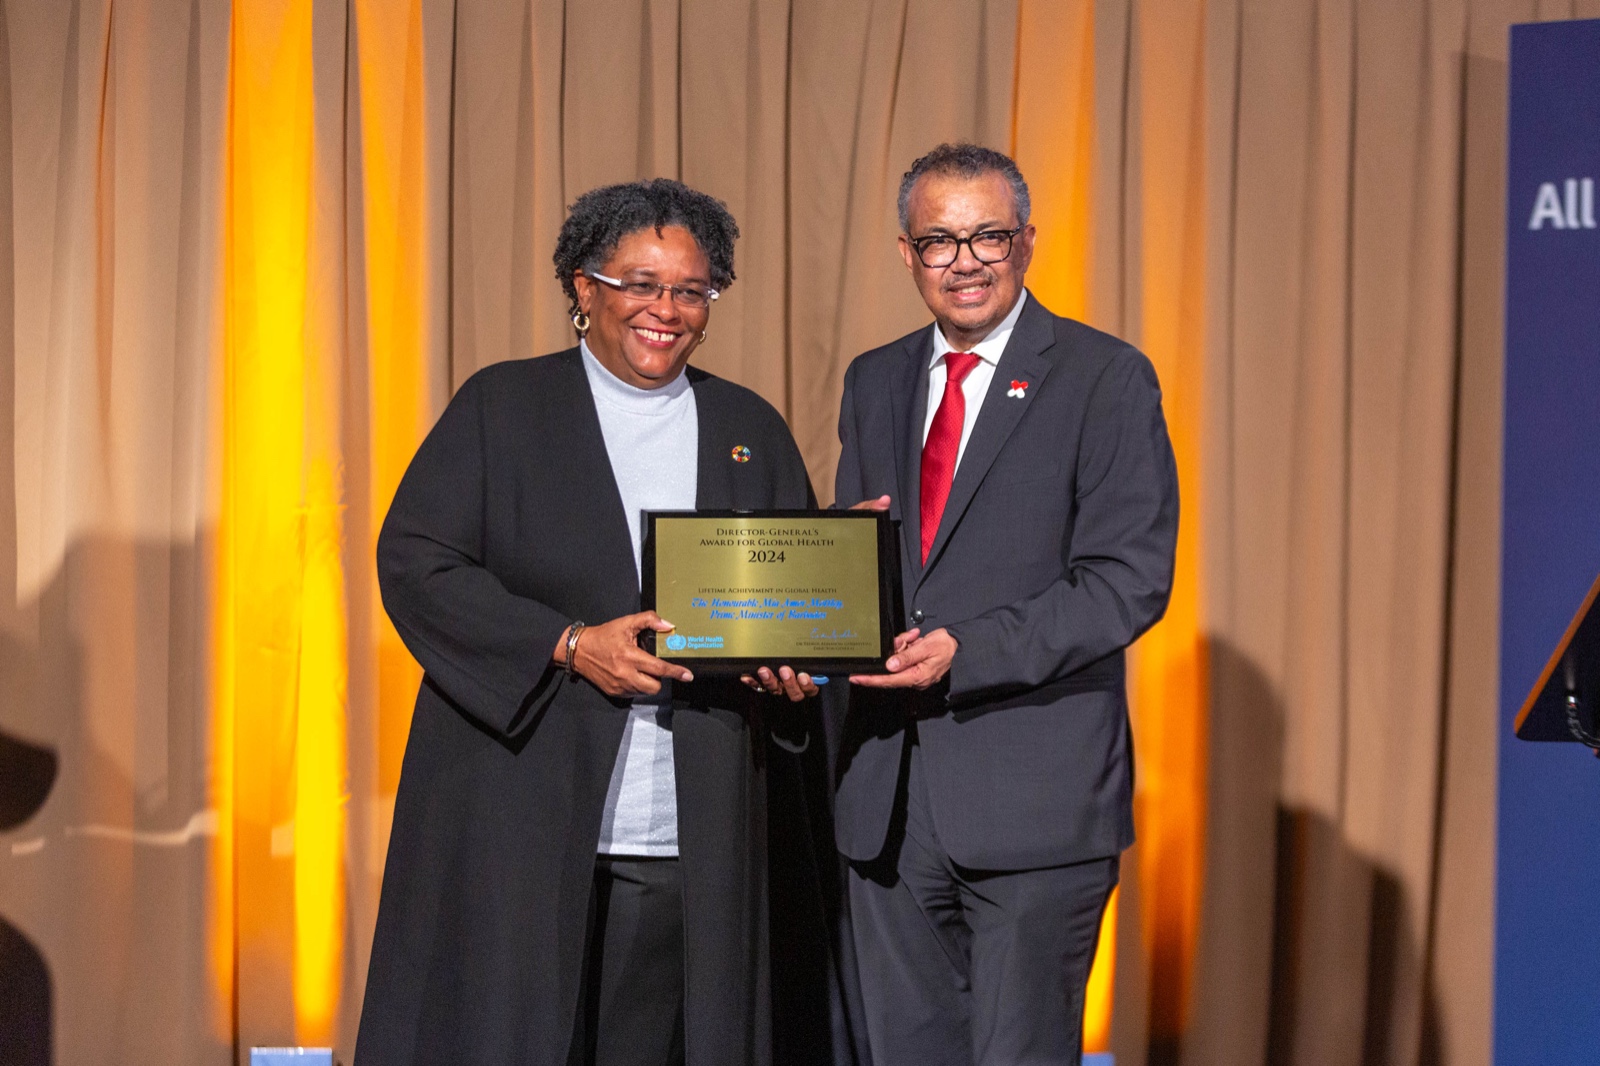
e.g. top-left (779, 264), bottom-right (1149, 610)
top-left (1498, 18), bottom-right (1600, 1065)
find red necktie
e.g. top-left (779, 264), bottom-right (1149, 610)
top-left (919, 351), bottom-right (982, 564)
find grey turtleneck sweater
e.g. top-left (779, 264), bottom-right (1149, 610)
top-left (579, 340), bottom-right (698, 856)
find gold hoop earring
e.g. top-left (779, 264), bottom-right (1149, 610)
top-left (572, 311), bottom-right (590, 337)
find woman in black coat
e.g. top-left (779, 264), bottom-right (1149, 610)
top-left (355, 180), bottom-right (856, 1066)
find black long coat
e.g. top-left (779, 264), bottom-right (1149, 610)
top-left (354, 350), bottom-right (855, 1066)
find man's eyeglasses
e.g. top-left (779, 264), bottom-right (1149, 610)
top-left (585, 270), bottom-right (719, 309)
top-left (907, 226), bottom-right (1023, 269)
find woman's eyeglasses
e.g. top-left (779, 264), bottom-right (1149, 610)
top-left (585, 270), bottom-right (719, 308)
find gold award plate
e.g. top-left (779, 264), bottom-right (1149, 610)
top-left (641, 510), bottom-right (903, 672)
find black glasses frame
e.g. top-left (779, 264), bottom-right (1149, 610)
top-left (908, 226), bottom-right (1024, 269)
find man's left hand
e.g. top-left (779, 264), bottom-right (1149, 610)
top-left (850, 628), bottom-right (957, 689)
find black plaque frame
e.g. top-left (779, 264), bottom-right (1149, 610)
top-left (640, 509), bottom-right (905, 674)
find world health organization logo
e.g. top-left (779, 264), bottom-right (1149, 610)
top-left (665, 633), bottom-right (687, 651)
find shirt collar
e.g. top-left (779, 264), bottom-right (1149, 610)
top-left (929, 289), bottom-right (1029, 368)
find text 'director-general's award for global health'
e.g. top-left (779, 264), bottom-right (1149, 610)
top-left (640, 510), bottom-right (904, 673)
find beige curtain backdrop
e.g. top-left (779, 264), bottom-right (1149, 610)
top-left (2, 1), bottom-right (1595, 1063)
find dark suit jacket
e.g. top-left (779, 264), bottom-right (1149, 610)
top-left (832, 293), bottom-right (1179, 871)
top-left (356, 350), bottom-right (851, 1066)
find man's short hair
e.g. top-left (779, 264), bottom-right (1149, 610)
top-left (897, 143), bottom-right (1032, 233)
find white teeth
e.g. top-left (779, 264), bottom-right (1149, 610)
top-left (633, 327), bottom-right (678, 343)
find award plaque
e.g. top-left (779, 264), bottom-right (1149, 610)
top-left (640, 510), bottom-right (904, 673)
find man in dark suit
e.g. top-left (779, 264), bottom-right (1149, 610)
top-left (832, 143), bottom-right (1179, 1065)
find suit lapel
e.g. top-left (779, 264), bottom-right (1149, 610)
top-left (558, 349), bottom-right (645, 602)
top-left (918, 297), bottom-right (1057, 584)
top-left (689, 370), bottom-right (736, 509)
top-left (892, 327), bottom-right (935, 577)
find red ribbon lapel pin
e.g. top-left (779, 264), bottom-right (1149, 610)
top-left (1007, 379), bottom-right (1029, 399)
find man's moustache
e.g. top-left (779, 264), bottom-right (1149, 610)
top-left (941, 272), bottom-right (994, 292)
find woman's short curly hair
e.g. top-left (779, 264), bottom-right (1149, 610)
top-left (554, 179), bottom-right (739, 314)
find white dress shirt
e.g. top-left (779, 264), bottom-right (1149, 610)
top-left (922, 290), bottom-right (1029, 469)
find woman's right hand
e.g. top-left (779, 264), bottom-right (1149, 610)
top-left (556, 612), bottom-right (694, 698)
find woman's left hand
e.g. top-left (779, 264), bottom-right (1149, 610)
top-left (740, 665), bottom-right (820, 702)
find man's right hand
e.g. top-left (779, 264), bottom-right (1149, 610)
top-left (556, 612), bottom-right (694, 697)
top-left (850, 495), bottom-right (891, 511)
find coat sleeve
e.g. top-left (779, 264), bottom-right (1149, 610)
top-left (831, 360), bottom-right (865, 509)
top-left (376, 372), bottom-right (574, 738)
top-left (943, 348), bottom-right (1179, 700)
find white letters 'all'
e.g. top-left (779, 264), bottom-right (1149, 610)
top-left (1529, 178), bottom-right (1598, 229)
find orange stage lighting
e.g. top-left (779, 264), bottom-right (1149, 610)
top-left (1129, 0), bottom-right (1210, 1048)
top-left (353, 0), bottom-right (433, 799)
top-left (221, 0), bottom-right (349, 1044)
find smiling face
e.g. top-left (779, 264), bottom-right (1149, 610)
top-left (572, 225), bottom-right (712, 389)
top-left (898, 170), bottom-right (1035, 351)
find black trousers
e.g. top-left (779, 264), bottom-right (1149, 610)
top-left (848, 740), bottom-right (1118, 1066)
top-left (570, 856), bottom-right (686, 1066)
